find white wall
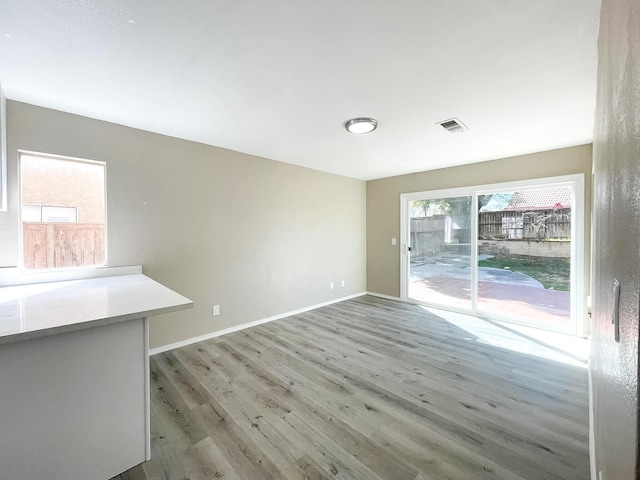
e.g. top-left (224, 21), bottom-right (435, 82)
top-left (0, 101), bottom-right (367, 348)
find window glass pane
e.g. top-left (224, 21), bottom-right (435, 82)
top-left (21, 204), bottom-right (41, 222)
top-left (477, 186), bottom-right (572, 330)
top-left (20, 153), bottom-right (106, 269)
top-left (41, 206), bottom-right (77, 223)
top-left (408, 195), bottom-right (473, 310)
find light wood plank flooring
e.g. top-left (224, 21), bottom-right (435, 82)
top-left (113, 295), bottom-right (589, 480)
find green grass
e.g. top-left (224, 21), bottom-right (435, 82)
top-left (478, 254), bottom-right (570, 291)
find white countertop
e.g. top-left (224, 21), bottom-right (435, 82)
top-left (0, 274), bottom-right (193, 344)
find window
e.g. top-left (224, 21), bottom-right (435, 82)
top-left (20, 152), bottom-right (106, 269)
top-left (22, 205), bottom-right (78, 223)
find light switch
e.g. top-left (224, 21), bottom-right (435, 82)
top-left (391, 237), bottom-right (397, 246)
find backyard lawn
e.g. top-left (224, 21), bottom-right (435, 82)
top-left (479, 254), bottom-right (570, 291)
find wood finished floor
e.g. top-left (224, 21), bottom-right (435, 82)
top-left (112, 295), bottom-right (589, 480)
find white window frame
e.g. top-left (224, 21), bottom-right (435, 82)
top-left (0, 84), bottom-right (7, 212)
top-left (400, 174), bottom-right (585, 336)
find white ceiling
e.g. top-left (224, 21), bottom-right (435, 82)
top-left (0, 1), bottom-right (601, 180)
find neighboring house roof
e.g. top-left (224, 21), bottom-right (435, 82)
top-left (480, 186), bottom-right (573, 212)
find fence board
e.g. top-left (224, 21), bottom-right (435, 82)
top-left (23, 224), bottom-right (48, 269)
top-left (23, 223), bottom-right (105, 269)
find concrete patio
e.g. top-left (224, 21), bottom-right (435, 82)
top-left (409, 252), bottom-right (571, 331)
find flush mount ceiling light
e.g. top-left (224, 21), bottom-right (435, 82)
top-left (345, 117), bottom-right (378, 134)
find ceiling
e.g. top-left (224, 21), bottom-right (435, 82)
top-left (0, 0), bottom-right (601, 181)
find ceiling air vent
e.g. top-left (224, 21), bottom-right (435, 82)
top-left (437, 117), bottom-right (468, 133)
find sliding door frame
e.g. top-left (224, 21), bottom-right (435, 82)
top-left (400, 174), bottom-right (585, 336)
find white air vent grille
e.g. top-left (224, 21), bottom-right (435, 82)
top-left (437, 117), bottom-right (468, 133)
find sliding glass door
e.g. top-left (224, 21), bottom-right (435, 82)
top-left (477, 186), bottom-right (573, 331)
top-left (401, 176), bottom-right (584, 335)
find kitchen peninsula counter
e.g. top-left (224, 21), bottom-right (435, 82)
top-left (0, 268), bottom-right (193, 480)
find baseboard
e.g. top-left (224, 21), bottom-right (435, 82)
top-left (366, 291), bottom-right (402, 301)
top-left (149, 291), bottom-right (367, 356)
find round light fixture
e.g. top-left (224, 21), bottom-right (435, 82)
top-left (345, 117), bottom-right (378, 134)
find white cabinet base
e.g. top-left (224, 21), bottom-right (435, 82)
top-left (0, 318), bottom-right (150, 480)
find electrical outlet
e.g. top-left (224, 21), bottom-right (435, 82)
top-left (212, 305), bottom-right (220, 316)
top-left (392, 237), bottom-right (397, 245)
top-left (341, 280), bottom-right (345, 287)
top-left (330, 282), bottom-right (334, 290)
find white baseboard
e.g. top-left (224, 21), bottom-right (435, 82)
top-left (366, 291), bottom-right (401, 301)
top-left (149, 291), bottom-right (367, 356)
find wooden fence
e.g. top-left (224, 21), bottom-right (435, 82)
top-left (23, 223), bottom-right (105, 269)
top-left (478, 208), bottom-right (571, 240)
top-left (410, 217), bottom-right (442, 256)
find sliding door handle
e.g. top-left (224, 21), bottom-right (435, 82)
top-left (613, 279), bottom-right (621, 342)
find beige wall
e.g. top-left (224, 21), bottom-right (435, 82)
top-left (0, 101), bottom-right (367, 348)
top-left (366, 145), bottom-right (592, 329)
top-left (590, 0), bottom-right (640, 477)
